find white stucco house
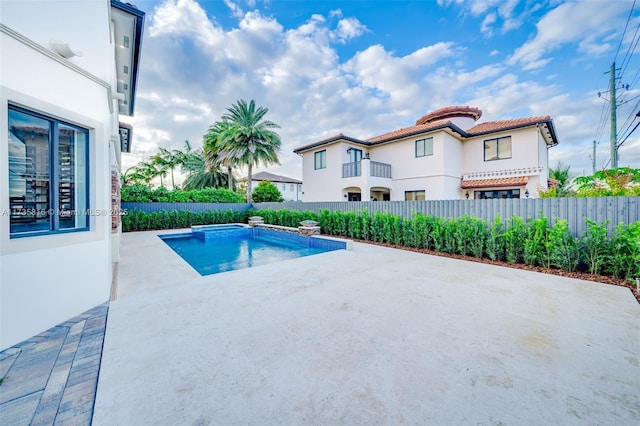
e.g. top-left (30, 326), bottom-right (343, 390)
top-left (0, 0), bottom-right (144, 350)
top-left (243, 171), bottom-right (303, 201)
top-left (293, 106), bottom-right (559, 202)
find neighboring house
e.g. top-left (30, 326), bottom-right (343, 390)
top-left (243, 171), bottom-right (303, 201)
top-left (0, 0), bottom-right (144, 350)
top-left (293, 106), bottom-right (559, 202)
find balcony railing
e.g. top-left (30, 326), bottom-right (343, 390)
top-left (370, 161), bottom-right (392, 178)
top-left (342, 161), bottom-right (361, 178)
top-left (342, 160), bottom-right (392, 179)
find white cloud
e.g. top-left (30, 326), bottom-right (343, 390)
top-left (332, 17), bottom-right (369, 44)
top-left (509, 2), bottom-right (629, 70)
top-left (224, 0), bottom-right (244, 18)
top-left (480, 13), bottom-right (496, 37)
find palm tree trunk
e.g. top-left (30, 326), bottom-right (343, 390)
top-left (247, 162), bottom-right (253, 203)
top-left (227, 167), bottom-right (233, 191)
top-left (171, 168), bottom-right (175, 189)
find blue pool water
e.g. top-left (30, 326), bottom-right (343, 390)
top-left (160, 227), bottom-right (344, 276)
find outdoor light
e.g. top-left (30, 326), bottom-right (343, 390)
top-left (49, 40), bottom-right (83, 58)
top-left (365, 152), bottom-right (370, 159)
top-left (465, 191), bottom-right (469, 199)
top-left (525, 189), bottom-right (530, 198)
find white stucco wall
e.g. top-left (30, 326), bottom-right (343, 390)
top-left (0, 0), bottom-right (113, 84)
top-left (461, 127), bottom-right (541, 173)
top-left (0, 1), bottom-right (116, 349)
top-left (300, 142), bottom-right (345, 201)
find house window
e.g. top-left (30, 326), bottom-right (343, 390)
top-left (404, 190), bottom-right (425, 201)
top-left (281, 183), bottom-right (286, 190)
top-left (415, 138), bottom-right (433, 157)
top-left (474, 189), bottom-right (520, 199)
top-left (290, 184), bottom-right (294, 191)
top-left (484, 136), bottom-right (512, 161)
top-left (8, 105), bottom-right (89, 237)
top-left (314, 150), bottom-right (326, 169)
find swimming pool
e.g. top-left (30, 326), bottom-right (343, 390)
top-left (160, 226), bottom-right (346, 276)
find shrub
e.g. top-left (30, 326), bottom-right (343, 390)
top-left (121, 185), bottom-right (245, 203)
top-left (485, 215), bottom-right (505, 261)
top-left (581, 219), bottom-right (609, 275)
top-left (548, 219), bottom-right (580, 272)
top-left (504, 216), bottom-right (526, 264)
top-left (252, 181), bottom-right (284, 203)
top-left (121, 209), bottom-right (247, 232)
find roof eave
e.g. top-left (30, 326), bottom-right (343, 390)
top-left (111, 0), bottom-right (145, 117)
top-left (468, 119), bottom-right (559, 146)
top-left (293, 135), bottom-right (369, 154)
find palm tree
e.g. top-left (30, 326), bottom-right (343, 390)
top-left (137, 160), bottom-right (165, 187)
top-left (548, 162), bottom-right (573, 197)
top-left (181, 148), bottom-right (229, 190)
top-left (153, 148), bottom-right (180, 189)
top-left (176, 140), bottom-right (201, 178)
top-left (217, 99), bottom-right (281, 202)
top-left (203, 119), bottom-right (239, 191)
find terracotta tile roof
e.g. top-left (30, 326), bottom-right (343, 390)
top-left (415, 106), bottom-right (482, 125)
top-left (466, 116), bottom-right (550, 134)
top-left (461, 176), bottom-right (529, 189)
top-left (367, 119), bottom-right (452, 143)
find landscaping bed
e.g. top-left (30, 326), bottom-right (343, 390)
top-left (358, 238), bottom-right (640, 304)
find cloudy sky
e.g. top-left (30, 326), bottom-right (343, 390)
top-left (126, 0), bottom-right (640, 182)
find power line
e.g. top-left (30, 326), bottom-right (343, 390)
top-left (620, 22), bottom-right (640, 79)
top-left (614, 0), bottom-right (636, 63)
top-left (617, 112), bottom-right (640, 149)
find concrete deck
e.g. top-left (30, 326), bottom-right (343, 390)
top-left (93, 229), bottom-right (639, 425)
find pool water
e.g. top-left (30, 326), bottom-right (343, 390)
top-left (160, 227), bottom-right (344, 276)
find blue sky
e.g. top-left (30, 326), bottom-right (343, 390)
top-left (126, 0), bottom-right (640, 181)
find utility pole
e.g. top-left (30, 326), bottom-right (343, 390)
top-left (592, 140), bottom-right (596, 174)
top-left (609, 62), bottom-right (618, 168)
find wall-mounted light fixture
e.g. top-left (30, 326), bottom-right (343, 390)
top-left (49, 40), bottom-right (83, 59)
top-left (344, 194), bottom-right (348, 198)
top-left (465, 191), bottom-right (469, 199)
top-left (525, 189), bottom-right (530, 198)
top-left (365, 152), bottom-right (370, 159)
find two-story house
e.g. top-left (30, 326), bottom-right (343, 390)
top-left (294, 106), bottom-right (559, 201)
top-left (243, 171), bottom-right (303, 201)
top-left (0, 0), bottom-right (144, 350)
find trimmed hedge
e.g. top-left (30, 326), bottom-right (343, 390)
top-left (121, 184), bottom-right (245, 203)
top-left (122, 209), bottom-right (248, 232)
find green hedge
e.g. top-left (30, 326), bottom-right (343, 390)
top-left (257, 208), bottom-right (640, 282)
top-left (122, 209), bottom-right (248, 232)
top-left (121, 184), bottom-right (245, 203)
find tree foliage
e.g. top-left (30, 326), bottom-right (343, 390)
top-left (251, 181), bottom-right (284, 203)
top-left (573, 167), bottom-right (640, 197)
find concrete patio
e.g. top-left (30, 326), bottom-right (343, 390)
top-left (92, 229), bottom-right (640, 425)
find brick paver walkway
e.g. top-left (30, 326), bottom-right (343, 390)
top-left (0, 303), bottom-right (108, 425)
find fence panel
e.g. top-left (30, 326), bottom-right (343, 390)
top-left (253, 197), bottom-right (639, 236)
top-left (121, 198), bottom-right (638, 236)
